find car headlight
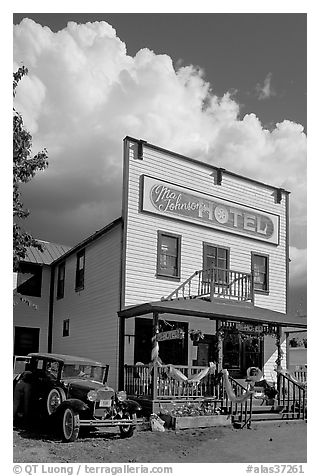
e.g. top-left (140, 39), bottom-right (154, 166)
top-left (116, 390), bottom-right (127, 401)
top-left (87, 390), bottom-right (98, 402)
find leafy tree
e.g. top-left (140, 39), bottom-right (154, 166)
top-left (13, 67), bottom-right (48, 272)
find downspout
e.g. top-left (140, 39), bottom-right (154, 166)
top-left (47, 265), bottom-right (55, 352)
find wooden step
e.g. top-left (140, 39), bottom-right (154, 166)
top-left (251, 405), bottom-right (274, 413)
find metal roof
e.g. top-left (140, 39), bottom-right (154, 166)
top-left (23, 240), bottom-right (71, 265)
top-left (118, 298), bottom-right (307, 329)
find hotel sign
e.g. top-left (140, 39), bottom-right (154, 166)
top-left (142, 176), bottom-right (279, 245)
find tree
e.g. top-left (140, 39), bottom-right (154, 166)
top-left (13, 67), bottom-right (48, 272)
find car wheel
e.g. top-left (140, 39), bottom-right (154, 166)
top-left (46, 388), bottom-right (66, 416)
top-left (119, 412), bottom-right (136, 438)
top-left (61, 407), bottom-right (80, 442)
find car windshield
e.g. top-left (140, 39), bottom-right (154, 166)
top-left (62, 363), bottom-right (105, 382)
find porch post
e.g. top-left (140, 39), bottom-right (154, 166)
top-left (118, 315), bottom-right (125, 389)
top-left (151, 312), bottom-right (159, 401)
top-left (216, 319), bottom-right (223, 371)
top-left (276, 325), bottom-right (283, 371)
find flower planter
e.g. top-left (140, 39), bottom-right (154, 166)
top-left (171, 414), bottom-right (231, 430)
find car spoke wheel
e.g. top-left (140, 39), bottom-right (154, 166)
top-left (62, 407), bottom-right (80, 442)
top-left (119, 412), bottom-right (136, 438)
top-left (46, 388), bottom-right (65, 416)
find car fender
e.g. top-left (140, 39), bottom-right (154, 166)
top-left (55, 398), bottom-right (89, 415)
top-left (121, 399), bottom-right (142, 413)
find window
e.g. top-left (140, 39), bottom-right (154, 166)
top-left (14, 326), bottom-right (40, 355)
top-left (203, 243), bottom-right (229, 282)
top-left (75, 249), bottom-right (85, 290)
top-left (63, 319), bottom-right (70, 337)
top-left (17, 263), bottom-right (42, 297)
top-left (157, 231), bottom-right (181, 279)
top-left (252, 253), bottom-right (269, 292)
top-left (57, 262), bottom-right (65, 299)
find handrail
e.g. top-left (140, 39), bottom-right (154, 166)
top-left (164, 267), bottom-right (253, 302)
top-left (276, 370), bottom-right (307, 420)
top-left (226, 375), bottom-right (253, 428)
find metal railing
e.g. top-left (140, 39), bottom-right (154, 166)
top-left (164, 267), bottom-right (253, 303)
top-left (224, 375), bottom-right (253, 428)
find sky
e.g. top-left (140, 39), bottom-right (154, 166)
top-left (12, 11), bottom-right (307, 316)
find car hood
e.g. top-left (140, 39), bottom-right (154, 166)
top-left (62, 378), bottom-right (114, 392)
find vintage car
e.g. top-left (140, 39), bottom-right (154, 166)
top-left (13, 352), bottom-right (142, 442)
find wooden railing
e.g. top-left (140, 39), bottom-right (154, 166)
top-left (124, 364), bottom-right (253, 426)
top-left (124, 364), bottom-right (219, 400)
top-left (277, 371), bottom-right (307, 420)
top-left (164, 267), bottom-right (253, 303)
top-left (292, 369), bottom-right (307, 383)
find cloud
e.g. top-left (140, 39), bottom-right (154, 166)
top-left (289, 247), bottom-right (307, 288)
top-left (13, 19), bottom-right (306, 256)
top-left (255, 72), bottom-right (275, 100)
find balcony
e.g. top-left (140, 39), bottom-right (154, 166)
top-left (163, 267), bottom-right (254, 304)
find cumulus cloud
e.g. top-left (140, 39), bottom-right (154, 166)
top-left (255, 72), bottom-right (275, 100)
top-left (289, 246), bottom-right (307, 288)
top-left (13, 19), bottom-right (306, 254)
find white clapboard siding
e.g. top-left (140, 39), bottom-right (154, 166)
top-left (124, 142), bottom-right (287, 314)
top-left (13, 265), bottom-right (51, 353)
top-left (263, 335), bottom-right (287, 382)
top-left (52, 222), bottom-right (122, 388)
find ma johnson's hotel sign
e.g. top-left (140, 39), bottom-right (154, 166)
top-left (142, 176), bottom-right (279, 245)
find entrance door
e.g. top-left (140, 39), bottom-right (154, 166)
top-left (222, 331), bottom-right (263, 377)
top-left (14, 326), bottom-right (40, 356)
top-left (242, 335), bottom-right (263, 371)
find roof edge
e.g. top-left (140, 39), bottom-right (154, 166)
top-left (124, 136), bottom-right (290, 194)
top-left (52, 216), bottom-right (123, 265)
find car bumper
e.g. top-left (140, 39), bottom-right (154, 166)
top-left (80, 418), bottom-right (141, 427)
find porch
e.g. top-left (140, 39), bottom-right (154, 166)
top-left (118, 274), bottom-right (307, 426)
top-left (123, 363), bottom-right (307, 425)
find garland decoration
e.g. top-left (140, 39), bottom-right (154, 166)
top-left (167, 362), bottom-right (216, 384)
top-left (221, 369), bottom-right (254, 403)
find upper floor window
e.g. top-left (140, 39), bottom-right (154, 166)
top-left (252, 253), bottom-right (269, 292)
top-left (203, 243), bottom-right (229, 283)
top-left (57, 262), bottom-right (65, 299)
top-left (17, 262), bottom-right (42, 297)
top-left (62, 318), bottom-right (70, 337)
top-left (75, 249), bottom-right (85, 291)
top-left (157, 231), bottom-right (181, 280)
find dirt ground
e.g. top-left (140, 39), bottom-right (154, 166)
top-left (13, 420), bottom-right (307, 463)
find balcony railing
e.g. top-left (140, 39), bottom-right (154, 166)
top-left (163, 267), bottom-right (254, 303)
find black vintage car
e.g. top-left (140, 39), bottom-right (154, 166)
top-left (13, 353), bottom-right (141, 442)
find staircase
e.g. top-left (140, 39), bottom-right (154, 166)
top-left (233, 371), bottom-right (307, 427)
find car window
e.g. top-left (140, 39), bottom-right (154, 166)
top-left (45, 361), bottom-right (59, 379)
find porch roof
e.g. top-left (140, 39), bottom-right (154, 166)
top-left (118, 298), bottom-right (307, 329)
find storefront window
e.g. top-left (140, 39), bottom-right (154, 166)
top-left (157, 231), bottom-right (181, 279)
top-left (223, 332), bottom-right (240, 369)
